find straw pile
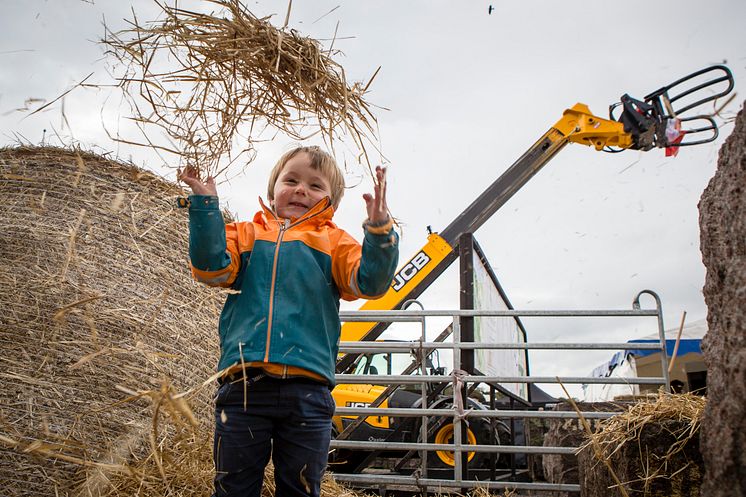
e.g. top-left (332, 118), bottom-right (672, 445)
top-left (0, 145), bottom-right (224, 495)
top-left (103, 0), bottom-right (379, 177)
top-left (577, 393), bottom-right (706, 497)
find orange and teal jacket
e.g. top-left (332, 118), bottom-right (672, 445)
top-left (187, 194), bottom-right (399, 386)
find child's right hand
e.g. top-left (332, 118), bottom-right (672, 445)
top-left (178, 165), bottom-right (217, 196)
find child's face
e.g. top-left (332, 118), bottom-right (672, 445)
top-left (271, 152), bottom-right (332, 219)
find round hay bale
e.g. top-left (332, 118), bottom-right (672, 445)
top-left (0, 146), bottom-right (223, 495)
top-left (577, 394), bottom-right (705, 497)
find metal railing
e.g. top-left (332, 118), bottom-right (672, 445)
top-left (328, 290), bottom-right (669, 494)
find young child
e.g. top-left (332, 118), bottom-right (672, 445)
top-left (178, 146), bottom-right (399, 497)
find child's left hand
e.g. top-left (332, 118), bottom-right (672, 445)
top-left (363, 166), bottom-right (389, 224)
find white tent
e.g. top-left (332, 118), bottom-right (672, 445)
top-left (582, 320), bottom-right (707, 402)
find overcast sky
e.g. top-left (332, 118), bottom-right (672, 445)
top-left (2, 0), bottom-right (745, 397)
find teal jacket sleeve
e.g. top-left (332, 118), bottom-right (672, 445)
top-left (187, 194), bottom-right (234, 285)
top-left (357, 227), bottom-right (400, 297)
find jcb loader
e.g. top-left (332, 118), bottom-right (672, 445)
top-left (330, 65), bottom-right (735, 474)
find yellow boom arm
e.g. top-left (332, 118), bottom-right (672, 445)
top-left (340, 104), bottom-right (631, 345)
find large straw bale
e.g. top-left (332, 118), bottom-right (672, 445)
top-left (577, 393), bottom-right (705, 497)
top-left (0, 145), bottom-right (223, 495)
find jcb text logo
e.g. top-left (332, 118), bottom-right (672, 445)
top-left (392, 251), bottom-right (431, 291)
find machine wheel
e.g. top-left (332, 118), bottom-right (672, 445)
top-left (426, 417), bottom-right (493, 470)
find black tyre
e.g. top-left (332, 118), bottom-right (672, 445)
top-left (426, 416), bottom-right (494, 470)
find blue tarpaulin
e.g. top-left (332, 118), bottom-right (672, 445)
top-left (603, 321), bottom-right (706, 373)
top-left (628, 338), bottom-right (702, 358)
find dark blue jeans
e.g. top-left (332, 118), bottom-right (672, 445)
top-left (212, 376), bottom-right (334, 497)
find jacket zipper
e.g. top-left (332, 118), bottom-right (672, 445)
top-left (262, 201), bottom-right (332, 362)
top-left (264, 217), bottom-right (289, 362)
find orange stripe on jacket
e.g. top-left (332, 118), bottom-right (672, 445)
top-left (191, 218), bottom-right (255, 287)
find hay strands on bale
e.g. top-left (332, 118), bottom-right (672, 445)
top-left (577, 388), bottom-right (706, 496)
top-left (0, 145), bottom-right (224, 496)
top-left (102, 0), bottom-right (381, 177)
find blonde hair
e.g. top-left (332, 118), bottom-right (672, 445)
top-left (267, 146), bottom-right (345, 209)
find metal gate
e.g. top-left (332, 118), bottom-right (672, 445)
top-left (330, 289), bottom-right (669, 494)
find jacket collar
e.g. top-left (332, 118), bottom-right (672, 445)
top-left (255, 196), bottom-right (336, 228)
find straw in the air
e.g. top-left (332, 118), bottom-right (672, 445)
top-left (103, 0), bottom-right (380, 177)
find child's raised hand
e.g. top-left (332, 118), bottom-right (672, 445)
top-left (178, 165), bottom-right (217, 196)
top-left (363, 166), bottom-right (389, 224)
